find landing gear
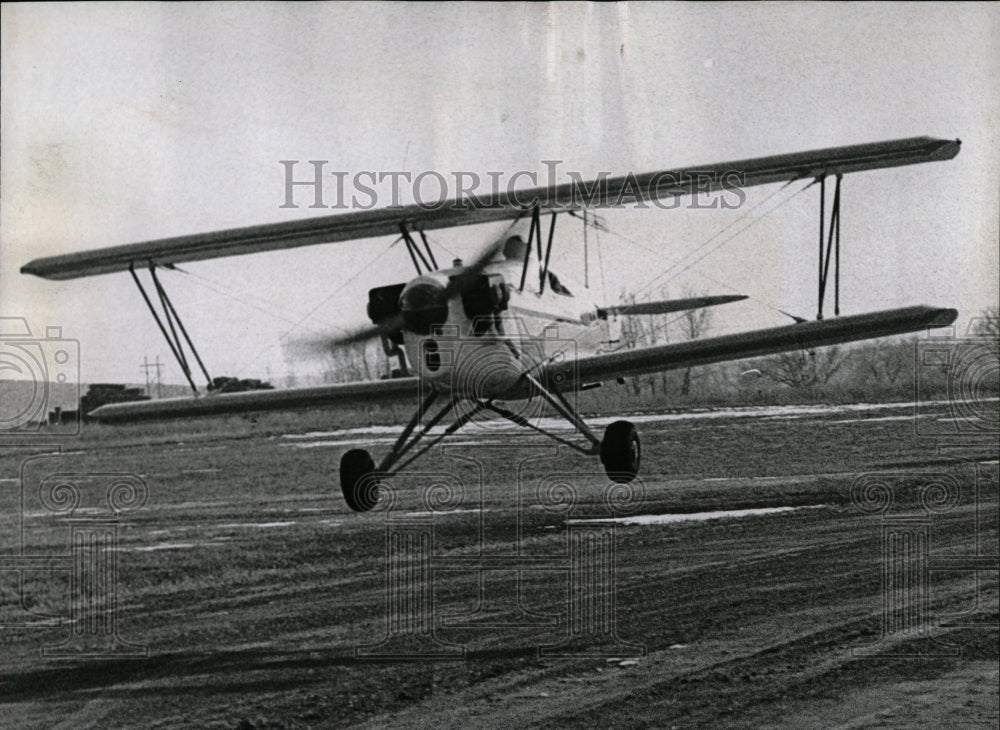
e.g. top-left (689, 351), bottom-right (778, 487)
top-left (337, 383), bottom-right (639, 511)
top-left (600, 420), bottom-right (640, 483)
top-left (340, 449), bottom-right (380, 512)
top-left (337, 392), bottom-right (484, 512)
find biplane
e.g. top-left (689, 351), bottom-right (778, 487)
top-left (21, 137), bottom-right (960, 511)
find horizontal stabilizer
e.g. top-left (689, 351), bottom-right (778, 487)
top-left (598, 294), bottom-right (747, 318)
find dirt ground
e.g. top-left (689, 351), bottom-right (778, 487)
top-left (1, 401), bottom-right (997, 729)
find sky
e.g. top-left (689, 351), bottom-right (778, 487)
top-left (2, 2), bottom-right (998, 386)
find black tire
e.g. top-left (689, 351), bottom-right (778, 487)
top-left (339, 449), bottom-right (380, 512)
top-left (600, 420), bottom-right (640, 484)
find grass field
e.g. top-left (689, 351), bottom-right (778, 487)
top-left (1, 399), bottom-right (997, 729)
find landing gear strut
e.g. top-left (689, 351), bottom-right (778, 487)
top-left (338, 391), bottom-right (487, 512)
top-left (338, 380), bottom-right (642, 511)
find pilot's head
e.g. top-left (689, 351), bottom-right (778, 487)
top-left (503, 235), bottom-right (528, 261)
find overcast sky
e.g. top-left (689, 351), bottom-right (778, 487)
top-left (2, 3), bottom-right (997, 385)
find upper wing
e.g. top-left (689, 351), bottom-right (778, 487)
top-left (545, 306), bottom-right (958, 387)
top-left (88, 376), bottom-right (422, 423)
top-left (22, 137), bottom-right (958, 280)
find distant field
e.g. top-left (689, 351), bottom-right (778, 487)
top-left (1, 400), bottom-right (996, 729)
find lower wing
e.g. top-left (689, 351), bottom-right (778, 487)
top-left (545, 305), bottom-right (957, 386)
top-left (88, 377), bottom-right (422, 423)
top-left (89, 306), bottom-right (956, 423)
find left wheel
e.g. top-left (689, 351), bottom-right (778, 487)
top-left (599, 420), bottom-right (640, 484)
top-left (340, 448), bottom-right (380, 512)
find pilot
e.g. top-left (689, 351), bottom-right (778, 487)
top-left (502, 235), bottom-right (528, 261)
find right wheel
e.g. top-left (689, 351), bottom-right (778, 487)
top-left (600, 420), bottom-right (640, 484)
top-left (339, 448), bottom-right (380, 512)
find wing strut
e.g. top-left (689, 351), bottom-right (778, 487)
top-left (417, 229), bottom-right (438, 270)
top-left (397, 224), bottom-right (440, 274)
top-left (518, 205), bottom-right (540, 292)
top-left (539, 213), bottom-right (558, 295)
top-left (398, 223), bottom-right (431, 275)
top-left (816, 174), bottom-right (842, 320)
top-left (128, 264), bottom-right (212, 394)
top-left (517, 205), bottom-right (560, 294)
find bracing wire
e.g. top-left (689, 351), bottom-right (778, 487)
top-left (595, 178), bottom-right (813, 313)
top-left (174, 268), bottom-right (322, 329)
top-left (646, 180), bottom-right (813, 292)
top-left (275, 238), bottom-right (398, 343)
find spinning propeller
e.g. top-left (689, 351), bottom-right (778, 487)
top-left (311, 232), bottom-right (510, 349)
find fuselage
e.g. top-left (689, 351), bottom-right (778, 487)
top-left (390, 256), bottom-right (602, 400)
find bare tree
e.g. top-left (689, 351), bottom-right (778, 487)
top-left (862, 339), bottom-right (912, 386)
top-left (617, 291), bottom-right (642, 349)
top-left (972, 306), bottom-right (1000, 359)
top-left (618, 288), bottom-right (670, 396)
top-left (617, 286), bottom-right (719, 397)
top-left (757, 346), bottom-right (845, 388)
top-left (677, 287), bottom-right (714, 396)
top-left (318, 341), bottom-right (380, 383)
